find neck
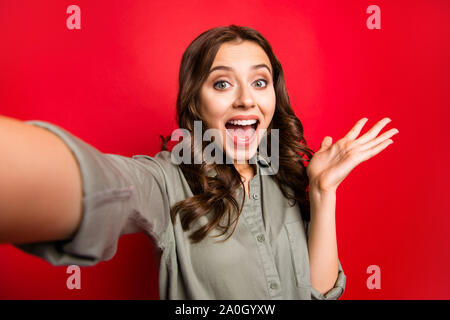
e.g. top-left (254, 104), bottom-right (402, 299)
top-left (234, 161), bottom-right (255, 178)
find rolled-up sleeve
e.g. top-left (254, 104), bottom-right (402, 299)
top-left (13, 120), bottom-right (171, 266)
top-left (304, 220), bottom-right (347, 300)
top-left (310, 259), bottom-right (346, 300)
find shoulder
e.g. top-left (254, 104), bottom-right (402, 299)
top-left (131, 150), bottom-right (182, 183)
top-left (132, 150), bottom-right (175, 169)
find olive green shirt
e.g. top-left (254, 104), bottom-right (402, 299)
top-left (14, 120), bottom-right (346, 300)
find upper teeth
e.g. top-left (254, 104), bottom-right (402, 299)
top-left (227, 119), bottom-right (258, 126)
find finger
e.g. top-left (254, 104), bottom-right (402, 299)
top-left (318, 136), bottom-right (333, 152)
top-left (360, 128), bottom-right (399, 152)
top-left (359, 138), bottom-right (394, 162)
top-left (356, 117), bottom-right (392, 145)
top-left (343, 118), bottom-right (369, 141)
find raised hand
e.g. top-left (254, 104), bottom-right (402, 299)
top-left (306, 117), bottom-right (399, 193)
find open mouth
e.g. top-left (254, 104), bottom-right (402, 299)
top-left (224, 119), bottom-right (259, 146)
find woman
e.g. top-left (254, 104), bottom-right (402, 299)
top-left (2, 25), bottom-right (398, 299)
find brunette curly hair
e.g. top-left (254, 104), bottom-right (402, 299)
top-left (160, 24), bottom-right (314, 243)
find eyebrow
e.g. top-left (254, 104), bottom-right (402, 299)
top-left (208, 64), bottom-right (272, 76)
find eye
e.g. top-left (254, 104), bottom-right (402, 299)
top-left (213, 78), bottom-right (268, 90)
top-left (253, 79), bottom-right (268, 88)
top-left (213, 80), bottom-right (231, 90)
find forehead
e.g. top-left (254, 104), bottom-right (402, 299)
top-left (211, 40), bottom-right (272, 70)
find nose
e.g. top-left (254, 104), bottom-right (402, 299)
top-left (232, 83), bottom-right (256, 109)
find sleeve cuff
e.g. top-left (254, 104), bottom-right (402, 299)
top-left (311, 259), bottom-right (346, 300)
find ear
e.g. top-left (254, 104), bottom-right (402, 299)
top-left (318, 136), bottom-right (333, 152)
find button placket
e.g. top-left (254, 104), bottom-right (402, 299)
top-left (241, 174), bottom-right (281, 299)
top-left (249, 176), bottom-right (260, 201)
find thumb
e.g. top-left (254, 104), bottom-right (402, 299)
top-left (319, 136), bottom-right (333, 151)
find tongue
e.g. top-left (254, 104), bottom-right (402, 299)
top-left (226, 124), bottom-right (255, 141)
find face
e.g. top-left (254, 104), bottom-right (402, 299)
top-left (199, 40), bottom-right (276, 163)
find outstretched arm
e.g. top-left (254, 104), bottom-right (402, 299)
top-left (306, 117), bottom-right (399, 295)
top-left (0, 115), bottom-right (83, 244)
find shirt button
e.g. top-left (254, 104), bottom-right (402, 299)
top-left (269, 281), bottom-right (278, 290)
top-left (256, 234), bottom-right (265, 243)
top-left (252, 193), bottom-right (260, 200)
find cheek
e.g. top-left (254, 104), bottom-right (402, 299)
top-left (261, 93), bottom-right (276, 122)
top-left (200, 106), bottom-right (224, 131)
top-left (199, 92), bottom-right (216, 124)
top-left (201, 96), bottom-right (229, 126)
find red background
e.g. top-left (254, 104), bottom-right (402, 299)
top-left (1, 0), bottom-right (449, 299)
